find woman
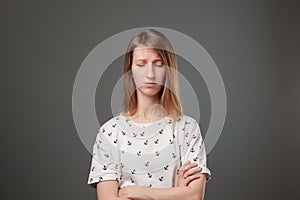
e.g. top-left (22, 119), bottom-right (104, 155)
top-left (87, 29), bottom-right (211, 200)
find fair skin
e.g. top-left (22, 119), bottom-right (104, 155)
top-left (130, 46), bottom-right (167, 123)
top-left (96, 47), bottom-right (207, 200)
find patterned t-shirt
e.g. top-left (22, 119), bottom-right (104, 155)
top-left (87, 113), bottom-right (211, 189)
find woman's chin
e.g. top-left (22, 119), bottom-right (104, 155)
top-left (138, 88), bottom-right (161, 97)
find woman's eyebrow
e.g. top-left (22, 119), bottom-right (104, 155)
top-left (135, 59), bottom-right (147, 61)
top-left (152, 59), bottom-right (162, 62)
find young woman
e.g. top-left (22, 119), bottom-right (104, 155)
top-left (87, 29), bottom-right (211, 200)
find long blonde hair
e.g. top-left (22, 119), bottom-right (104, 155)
top-left (121, 29), bottom-right (182, 120)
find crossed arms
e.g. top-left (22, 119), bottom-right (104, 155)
top-left (96, 161), bottom-right (208, 200)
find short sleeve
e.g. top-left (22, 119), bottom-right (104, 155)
top-left (87, 126), bottom-right (120, 188)
top-left (181, 118), bottom-right (212, 182)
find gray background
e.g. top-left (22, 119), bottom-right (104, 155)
top-left (1, 0), bottom-right (299, 199)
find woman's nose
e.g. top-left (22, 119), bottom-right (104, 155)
top-left (146, 63), bottom-right (155, 79)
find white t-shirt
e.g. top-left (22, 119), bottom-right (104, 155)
top-left (131, 120), bottom-right (152, 128)
top-left (87, 113), bottom-right (211, 189)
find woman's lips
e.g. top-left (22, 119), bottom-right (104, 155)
top-left (145, 83), bottom-right (157, 87)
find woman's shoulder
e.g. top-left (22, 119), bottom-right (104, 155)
top-left (177, 113), bottom-right (199, 125)
top-left (98, 114), bottom-right (122, 132)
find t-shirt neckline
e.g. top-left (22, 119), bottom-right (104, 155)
top-left (116, 113), bottom-right (172, 138)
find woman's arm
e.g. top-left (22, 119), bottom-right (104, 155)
top-left (176, 160), bottom-right (203, 187)
top-left (119, 173), bottom-right (207, 200)
top-left (119, 161), bottom-right (208, 200)
top-left (96, 180), bottom-right (132, 200)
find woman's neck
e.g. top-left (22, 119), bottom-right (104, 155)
top-left (130, 92), bottom-right (166, 123)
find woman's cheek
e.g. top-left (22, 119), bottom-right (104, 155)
top-left (157, 72), bottom-right (166, 86)
top-left (132, 68), bottom-right (146, 86)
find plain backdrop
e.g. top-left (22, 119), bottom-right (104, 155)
top-left (1, 0), bottom-right (299, 199)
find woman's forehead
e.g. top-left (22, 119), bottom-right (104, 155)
top-left (133, 47), bottom-right (162, 59)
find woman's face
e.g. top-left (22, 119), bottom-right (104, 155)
top-left (131, 47), bottom-right (166, 97)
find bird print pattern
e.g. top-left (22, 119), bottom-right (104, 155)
top-left (87, 113), bottom-right (211, 189)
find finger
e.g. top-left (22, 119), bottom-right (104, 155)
top-left (178, 162), bottom-right (188, 177)
top-left (182, 163), bottom-right (198, 175)
top-left (179, 162), bottom-right (198, 178)
top-left (182, 160), bottom-right (191, 167)
top-left (184, 167), bottom-right (202, 178)
top-left (179, 162), bottom-right (198, 176)
top-left (184, 174), bottom-right (202, 185)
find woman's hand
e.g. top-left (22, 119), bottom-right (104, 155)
top-left (177, 160), bottom-right (202, 187)
top-left (119, 185), bottom-right (142, 200)
top-left (118, 161), bottom-right (203, 199)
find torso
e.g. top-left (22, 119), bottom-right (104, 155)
top-left (101, 113), bottom-right (183, 188)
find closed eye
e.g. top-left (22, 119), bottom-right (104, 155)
top-left (155, 63), bottom-right (164, 67)
top-left (136, 62), bottom-right (164, 67)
